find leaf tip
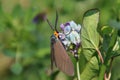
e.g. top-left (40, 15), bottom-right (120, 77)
top-left (84, 8), bottom-right (100, 17)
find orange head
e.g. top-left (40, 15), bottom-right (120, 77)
top-left (54, 31), bottom-right (59, 38)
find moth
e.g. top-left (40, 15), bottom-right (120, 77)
top-left (46, 12), bottom-right (74, 76)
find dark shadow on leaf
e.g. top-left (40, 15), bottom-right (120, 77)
top-left (84, 9), bottom-right (99, 17)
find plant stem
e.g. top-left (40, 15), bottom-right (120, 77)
top-left (104, 57), bottom-right (113, 80)
top-left (76, 60), bottom-right (81, 80)
top-left (98, 64), bottom-right (106, 80)
top-left (96, 48), bottom-right (104, 63)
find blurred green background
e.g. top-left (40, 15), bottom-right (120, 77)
top-left (0, 0), bottom-right (120, 80)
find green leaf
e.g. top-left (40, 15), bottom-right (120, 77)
top-left (79, 9), bottom-right (100, 80)
top-left (10, 62), bottom-right (23, 75)
top-left (101, 26), bottom-right (113, 35)
top-left (81, 56), bottom-right (99, 80)
top-left (81, 9), bottom-right (100, 60)
top-left (108, 30), bottom-right (118, 50)
top-left (12, 5), bottom-right (24, 18)
top-left (109, 19), bottom-right (120, 29)
top-left (105, 29), bottom-right (118, 60)
top-left (101, 26), bottom-right (117, 53)
top-left (110, 56), bottom-right (120, 80)
top-left (111, 50), bottom-right (120, 58)
top-left (3, 48), bottom-right (16, 57)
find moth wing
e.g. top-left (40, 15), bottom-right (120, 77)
top-left (53, 39), bottom-right (74, 76)
top-left (50, 36), bottom-right (56, 70)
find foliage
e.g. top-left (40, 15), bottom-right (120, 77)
top-left (0, 0), bottom-right (120, 80)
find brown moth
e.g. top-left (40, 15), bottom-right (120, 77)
top-left (46, 11), bottom-right (74, 76)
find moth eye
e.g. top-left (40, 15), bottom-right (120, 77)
top-left (64, 26), bottom-right (71, 35)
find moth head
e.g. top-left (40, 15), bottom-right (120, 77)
top-left (54, 31), bottom-right (59, 38)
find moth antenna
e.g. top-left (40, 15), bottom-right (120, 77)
top-left (46, 18), bottom-right (54, 31)
top-left (55, 10), bottom-right (58, 32)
